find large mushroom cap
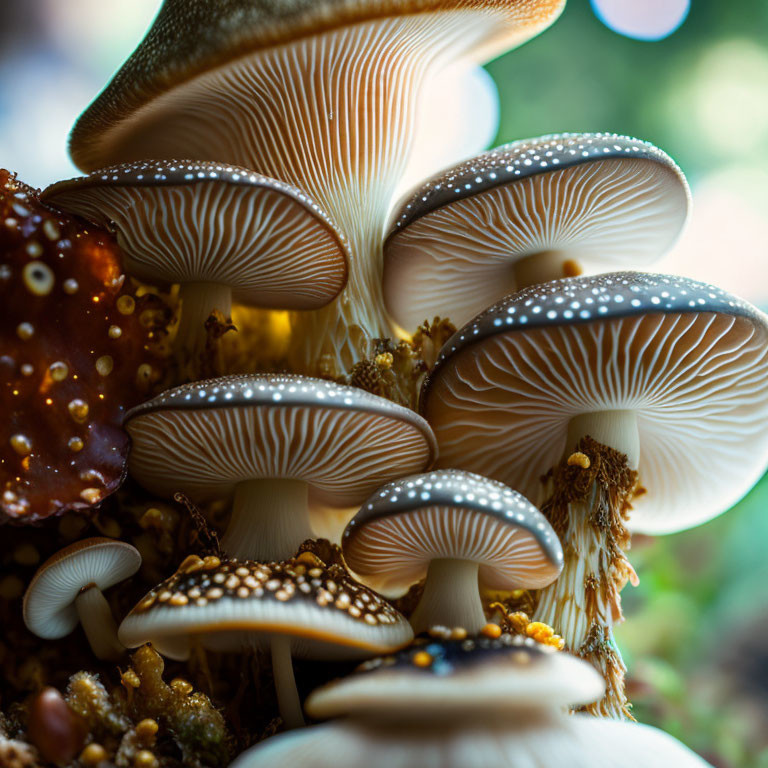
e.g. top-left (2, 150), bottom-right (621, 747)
top-left (228, 715), bottom-right (713, 768)
top-left (306, 633), bottom-right (603, 718)
top-left (69, 0), bottom-right (565, 171)
top-left (422, 273), bottom-right (768, 534)
top-left (0, 169), bottom-right (161, 523)
top-left (42, 161), bottom-right (348, 310)
top-left (384, 133), bottom-right (690, 329)
top-left (119, 554), bottom-right (413, 660)
top-left (23, 537), bottom-right (141, 639)
top-left (343, 469), bottom-right (562, 595)
top-left (126, 373), bottom-right (436, 508)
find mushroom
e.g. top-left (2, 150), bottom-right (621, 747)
top-left (421, 272), bottom-right (768, 716)
top-left (384, 133), bottom-right (690, 330)
top-left (228, 634), bottom-right (712, 767)
top-left (118, 552), bottom-right (413, 729)
top-left (68, 0), bottom-right (565, 376)
top-left (343, 469), bottom-right (563, 634)
top-left (126, 374), bottom-right (436, 561)
top-left (0, 168), bottom-right (162, 523)
top-left (23, 538), bottom-right (141, 661)
top-left (42, 161), bottom-right (348, 368)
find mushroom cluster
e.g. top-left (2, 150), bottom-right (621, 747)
top-left (2, 0), bottom-right (763, 765)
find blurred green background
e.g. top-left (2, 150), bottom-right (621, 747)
top-left (1, 1), bottom-right (766, 765)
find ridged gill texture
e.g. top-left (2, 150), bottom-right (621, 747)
top-left (385, 134), bottom-right (689, 329)
top-left (23, 539), bottom-right (140, 639)
top-left (43, 162), bottom-right (347, 309)
top-left (423, 275), bottom-right (768, 534)
top-left (127, 375), bottom-right (435, 508)
top-left (70, 10), bottom-right (560, 375)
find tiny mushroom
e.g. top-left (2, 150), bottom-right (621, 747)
top-left (43, 161), bottom-right (348, 365)
top-left (68, 0), bottom-right (565, 376)
top-left (0, 169), bottom-right (162, 523)
top-left (23, 537), bottom-right (141, 661)
top-left (228, 634), bottom-right (712, 768)
top-left (343, 470), bottom-right (563, 634)
top-left (126, 374), bottom-right (437, 561)
top-left (421, 272), bottom-right (768, 716)
top-left (118, 552), bottom-right (413, 729)
top-left (384, 133), bottom-right (690, 329)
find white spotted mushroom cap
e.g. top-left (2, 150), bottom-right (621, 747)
top-left (421, 272), bottom-right (768, 534)
top-left (42, 161), bottom-right (348, 310)
top-left (306, 633), bottom-right (603, 719)
top-left (118, 554), bottom-right (413, 660)
top-left (23, 537), bottom-right (141, 639)
top-left (343, 470), bottom-right (563, 595)
top-left (126, 374), bottom-right (436, 508)
top-left (69, 0), bottom-right (565, 171)
top-left (384, 133), bottom-right (690, 329)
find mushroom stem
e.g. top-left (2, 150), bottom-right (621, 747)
top-left (222, 479), bottom-right (311, 562)
top-left (567, 411), bottom-right (640, 470)
top-left (74, 585), bottom-right (125, 661)
top-left (175, 281), bottom-right (233, 363)
top-left (513, 250), bottom-right (579, 289)
top-left (409, 558), bottom-right (484, 635)
top-left (270, 635), bottom-right (304, 729)
top-left (534, 417), bottom-right (641, 719)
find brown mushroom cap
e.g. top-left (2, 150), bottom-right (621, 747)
top-left (70, 0), bottom-right (565, 171)
top-left (118, 554), bottom-right (413, 660)
top-left (0, 169), bottom-right (162, 523)
top-left (384, 133), bottom-right (690, 329)
top-left (42, 161), bottom-right (348, 310)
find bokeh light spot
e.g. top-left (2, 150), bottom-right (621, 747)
top-left (591, 0), bottom-right (690, 41)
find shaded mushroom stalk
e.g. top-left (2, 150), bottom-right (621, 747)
top-left (408, 558), bottom-right (484, 634)
top-left (73, 582), bottom-right (126, 661)
top-left (224, 479), bottom-right (311, 561)
top-left (173, 280), bottom-right (232, 362)
top-left (270, 635), bottom-right (305, 729)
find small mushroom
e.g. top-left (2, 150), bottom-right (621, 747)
top-left (125, 374), bottom-right (436, 561)
top-left (343, 470), bottom-right (563, 634)
top-left (421, 272), bottom-right (768, 716)
top-left (68, 0), bottom-right (565, 376)
top-left (228, 634), bottom-right (712, 767)
top-left (307, 633), bottom-right (601, 719)
top-left (23, 537), bottom-right (141, 661)
top-left (118, 553), bottom-right (413, 729)
top-left (384, 133), bottom-right (690, 330)
top-left (43, 161), bottom-right (348, 367)
top-left (0, 169), bottom-right (162, 523)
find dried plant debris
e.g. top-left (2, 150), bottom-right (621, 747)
top-left (0, 169), bottom-right (168, 523)
top-left (534, 435), bottom-right (640, 718)
top-left (341, 318), bottom-right (456, 408)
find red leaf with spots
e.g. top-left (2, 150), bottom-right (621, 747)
top-left (0, 169), bottom-right (162, 523)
